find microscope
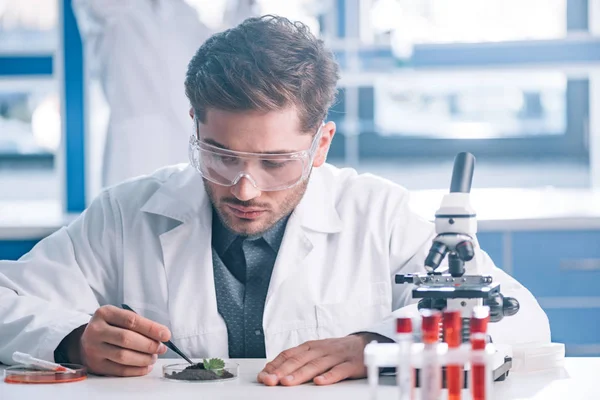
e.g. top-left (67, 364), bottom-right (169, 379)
top-left (363, 153), bottom-right (521, 393)
top-left (395, 152), bottom-right (519, 382)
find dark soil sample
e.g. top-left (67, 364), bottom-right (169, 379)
top-left (167, 363), bottom-right (234, 381)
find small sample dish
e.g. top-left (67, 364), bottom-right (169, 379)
top-left (163, 362), bottom-right (239, 383)
top-left (3, 364), bottom-right (87, 384)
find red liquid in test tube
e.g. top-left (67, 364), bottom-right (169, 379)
top-left (420, 309), bottom-right (442, 400)
top-left (470, 306), bottom-right (491, 400)
top-left (443, 310), bottom-right (463, 400)
top-left (396, 317), bottom-right (414, 400)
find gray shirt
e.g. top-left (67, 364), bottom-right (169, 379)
top-left (211, 210), bottom-right (289, 358)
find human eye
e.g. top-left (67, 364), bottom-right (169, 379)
top-left (214, 154), bottom-right (239, 165)
top-left (261, 160), bottom-right (289, 169)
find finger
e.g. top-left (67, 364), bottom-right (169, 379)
top-left (93, 359), bottom-right (154, 377)
top-left (101, 323), bottom-right (167, 355)
top-left (258, 342), bottom-right (320, 386)
top-left (261, 342), bottom-right (313, 373)
top-left (99, 306), bottom-right (171, 342)
top-left (260, 341), bottom-right (317, 375)
top-left (279, 355), bottom-right (340, 386)
top-left (269, 347), bottom-right (327, 381)
top-left (257, 371), bottom-right (279, 386)
top-left (313, 362), bottom-right (357, 386)
top-left (256, 342), bottom-right (310, 386)
top-left (101, 342), bottom-right (159, 367)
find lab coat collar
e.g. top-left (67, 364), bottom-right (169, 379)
top-left (140, 165), bottom-right (343, 234)
top-left (293, 167), bottom-right (343, 234)
top-left (139, 164), bottom-right (343, 341)
top-left (140, 165), bottom-right (210, 225)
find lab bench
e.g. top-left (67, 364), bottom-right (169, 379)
top-left (1, 188), bottom-right (600, 356)
top-left (1, 358), bottom-right (598, 399)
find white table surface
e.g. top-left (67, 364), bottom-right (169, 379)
top-left (1, 358), bottom-right (598, 400)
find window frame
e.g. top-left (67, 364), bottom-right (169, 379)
top-left (327, 0), bottom-right (594, 162)
top-left (0, 0), bottom-right (86, 213)
top-left (0, 0), bottom-right (596, 214)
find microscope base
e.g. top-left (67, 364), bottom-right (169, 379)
top-left (411, 355), bottom-right (512, 388)
top-left (365, 342), bottom-right (513, 387)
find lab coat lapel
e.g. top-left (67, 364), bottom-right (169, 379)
top-left (264, 168), bottom-right (343, 316)
top-left (265, 211), bottom-right (313, 309)
top-left (141, 166), bottom-right (228, 356)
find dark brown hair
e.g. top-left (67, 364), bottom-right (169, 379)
top-left (185, 15), bottom-right (340, 133)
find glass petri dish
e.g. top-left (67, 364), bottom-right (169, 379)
top-left (4, 364), bottom-right (87, 384)
top-left (163, 362), bottom-right (239, 383)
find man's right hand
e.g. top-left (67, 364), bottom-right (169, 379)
top-left (67, 305), bottom-right (171, 377)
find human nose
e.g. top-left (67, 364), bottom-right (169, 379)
top-left (230, 175), bottom-right (262, 201)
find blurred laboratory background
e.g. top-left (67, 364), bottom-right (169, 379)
top-left (1, 0), bottom-right (600, 356)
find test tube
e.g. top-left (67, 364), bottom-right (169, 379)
top-left (12, 352), bottom-right (76, 373)
top-left (443, 310), bottom-right (463, 400)
top-left (420, 309), bottom-right (442, 400)
top-left (368, 361), bottom-right (379, 400)
top-left (470, 306), bottom-right (491, 400)
top-left (396, 317), bottom-right (413, 400)
top-left (365, 340), bottom-right (380, 400)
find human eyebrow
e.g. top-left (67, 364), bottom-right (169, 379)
top-left (202, 138), bottom-right (300, 154)
top-left (202, 138), bottom-right (230, 150)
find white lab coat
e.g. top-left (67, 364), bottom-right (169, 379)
top-left (0, 164), bottom-right (550, 364)
top-left (72, 0), bottom-right (256, 187)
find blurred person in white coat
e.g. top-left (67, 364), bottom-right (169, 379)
top-left (72, 0), bottom-right (257, 187)
top-left (0, 16), bottom-right (550, 385)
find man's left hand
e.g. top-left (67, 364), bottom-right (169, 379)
top-left (257, 333), bottom-right (388, 386)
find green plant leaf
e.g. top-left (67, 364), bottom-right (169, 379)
top-left (203, 358), bottom-right (225, 371)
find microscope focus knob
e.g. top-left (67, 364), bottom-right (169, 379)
top-left (485, 293), bottom-right (520, 322)
top-left (503, 296), bottom-right (520, 317)
top-left (486, 294), bottom-right (503, 322)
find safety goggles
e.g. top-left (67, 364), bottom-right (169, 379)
top-left (189, 126), bottom-right (323, 191)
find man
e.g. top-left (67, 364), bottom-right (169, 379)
top-left (0, 16), bottom-right (549, 386)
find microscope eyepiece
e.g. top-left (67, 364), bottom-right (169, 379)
top-left (450, 152), bottom-right (476, 193)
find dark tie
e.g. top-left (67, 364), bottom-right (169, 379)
top-left (223, 237), bottom-right (247, 283)
top-left (215, 236), bottom-right (277, 358)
